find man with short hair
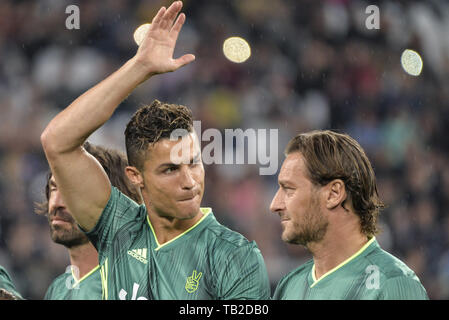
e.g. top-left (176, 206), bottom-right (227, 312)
top-left (36, 142), bottom-right (142, 300)
top-left (271, 130), bottom-right (428, 299)
top-left (40, 1), bottom-right (270, 300)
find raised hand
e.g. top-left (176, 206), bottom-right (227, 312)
top-left (134, 1), bottom-right (195, 77)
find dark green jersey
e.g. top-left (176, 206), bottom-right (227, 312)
top-left (44, 265), bottom-right (101, 300)
top-left (273, 238), bottom-right (428, 300)
top-left (84, 187), bottom-right (270, 300)
top-left (0, 265), bottom-right (22, 299)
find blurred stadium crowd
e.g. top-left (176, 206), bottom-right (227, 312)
top-left (0, 0), bottom-right (448, 299)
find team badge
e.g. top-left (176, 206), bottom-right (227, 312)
top-left (185, 270), bottom-right (202, 293)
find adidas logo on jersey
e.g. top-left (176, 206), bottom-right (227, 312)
top-left (127, 248), bottom-right (148, 264)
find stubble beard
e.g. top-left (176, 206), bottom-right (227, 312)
top-left (283, 195), bottom-right (329, 247)
top-left (50, 224), bottom-right (90, 248)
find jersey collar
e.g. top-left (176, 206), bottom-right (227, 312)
top-left (71, 265), bottom-right (100, 288)
top-left (310, 237), bottom-right (377, 288)
top-left (146, 208), bottom-right (213, 251)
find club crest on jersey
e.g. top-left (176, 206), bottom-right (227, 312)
top-left (185, 270), bottom-right (202, 293)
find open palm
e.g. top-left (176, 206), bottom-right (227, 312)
top-left (135, 1), bottom-right (195, 76)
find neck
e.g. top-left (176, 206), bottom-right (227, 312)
top-left (68, 242), bottom-right (99, 281)
top-left (308, 220), bottom-right (370, 281)
top-left (147, 209), bottom-right (204, 245)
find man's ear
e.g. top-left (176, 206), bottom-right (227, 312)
top-left (125, 166), bottom-right (144, 188)
top-left (325, 179), bottom-right (347, 211)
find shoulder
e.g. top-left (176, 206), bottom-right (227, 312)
top-left (379, 276), bottom-right (429, 299)
top-left (202, 215), bottom-right (267, 273)
top-left (107, 187), bottom-right (144, 218)
top-left (92, 186), bottom-right (146, 232)
top-left (278, 259), bottom-right (313, 286)
top-left (45, 273), bottom-right (70, 299)
top-left (48, 272), bottom-right (71, 289)
top-left (0, 267), bottom-right (9, 282)
top-left (205, 218), bottom-right (259, 254)
top-left (0, 265), bottom-right (22, 299)
top-left (365, 246), bottom-right (428, 299)
top-left (0, 265), bottom-right (12, 280)
top-left (365, 245), bottom-right (419, 279)
top-left (273, 259), bottom-right (313, 299)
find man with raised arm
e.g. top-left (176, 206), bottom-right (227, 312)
top-left (40, 1), bottom-right (269, 300)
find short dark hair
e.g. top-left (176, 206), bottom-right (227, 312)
top-left (35, 142), bottom-right (142, 215)
top-left (124, 99), bottom-right (193, 171)
top-left (285, 130), bottom-right (384, 238)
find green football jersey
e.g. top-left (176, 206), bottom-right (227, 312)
top-left (273, 237), bottom-right (428, 300)
top-left (44, 265), bottom-right (101, 300)
top-left (0, 265), bottom-right (22, 299)
top-left (84, 187), bottom-right (270, 300)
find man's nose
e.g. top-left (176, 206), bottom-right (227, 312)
top-left (179, 166), bottom-right (195, 190)
top-left (50, 189), bottom-right (66, 211)
top-left (270, 189), bottom-right (284, 213)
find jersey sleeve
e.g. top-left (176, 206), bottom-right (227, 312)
top-left (0, 267), bottom-right (23, 300)
top-left (379, 276), bottom-right (429, 300)
top-left (44, 281), bottom-right (56, 300)
top-left (272, 274), bottom-right (289, 300)
top-left (82, 186), bottom-right (142, 260)
top-left (219, 242), bottom-right (271, 300)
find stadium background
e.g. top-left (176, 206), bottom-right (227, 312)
top-left (0, 0), bottom-right (448, 299)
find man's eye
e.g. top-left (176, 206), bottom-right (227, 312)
top-left (164, 167), bottom-right (176, 174)
top-left (282, 185), bottom-right (294, 192)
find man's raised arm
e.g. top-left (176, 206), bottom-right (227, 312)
top-left (40, 1), bottom-right (194, 231)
